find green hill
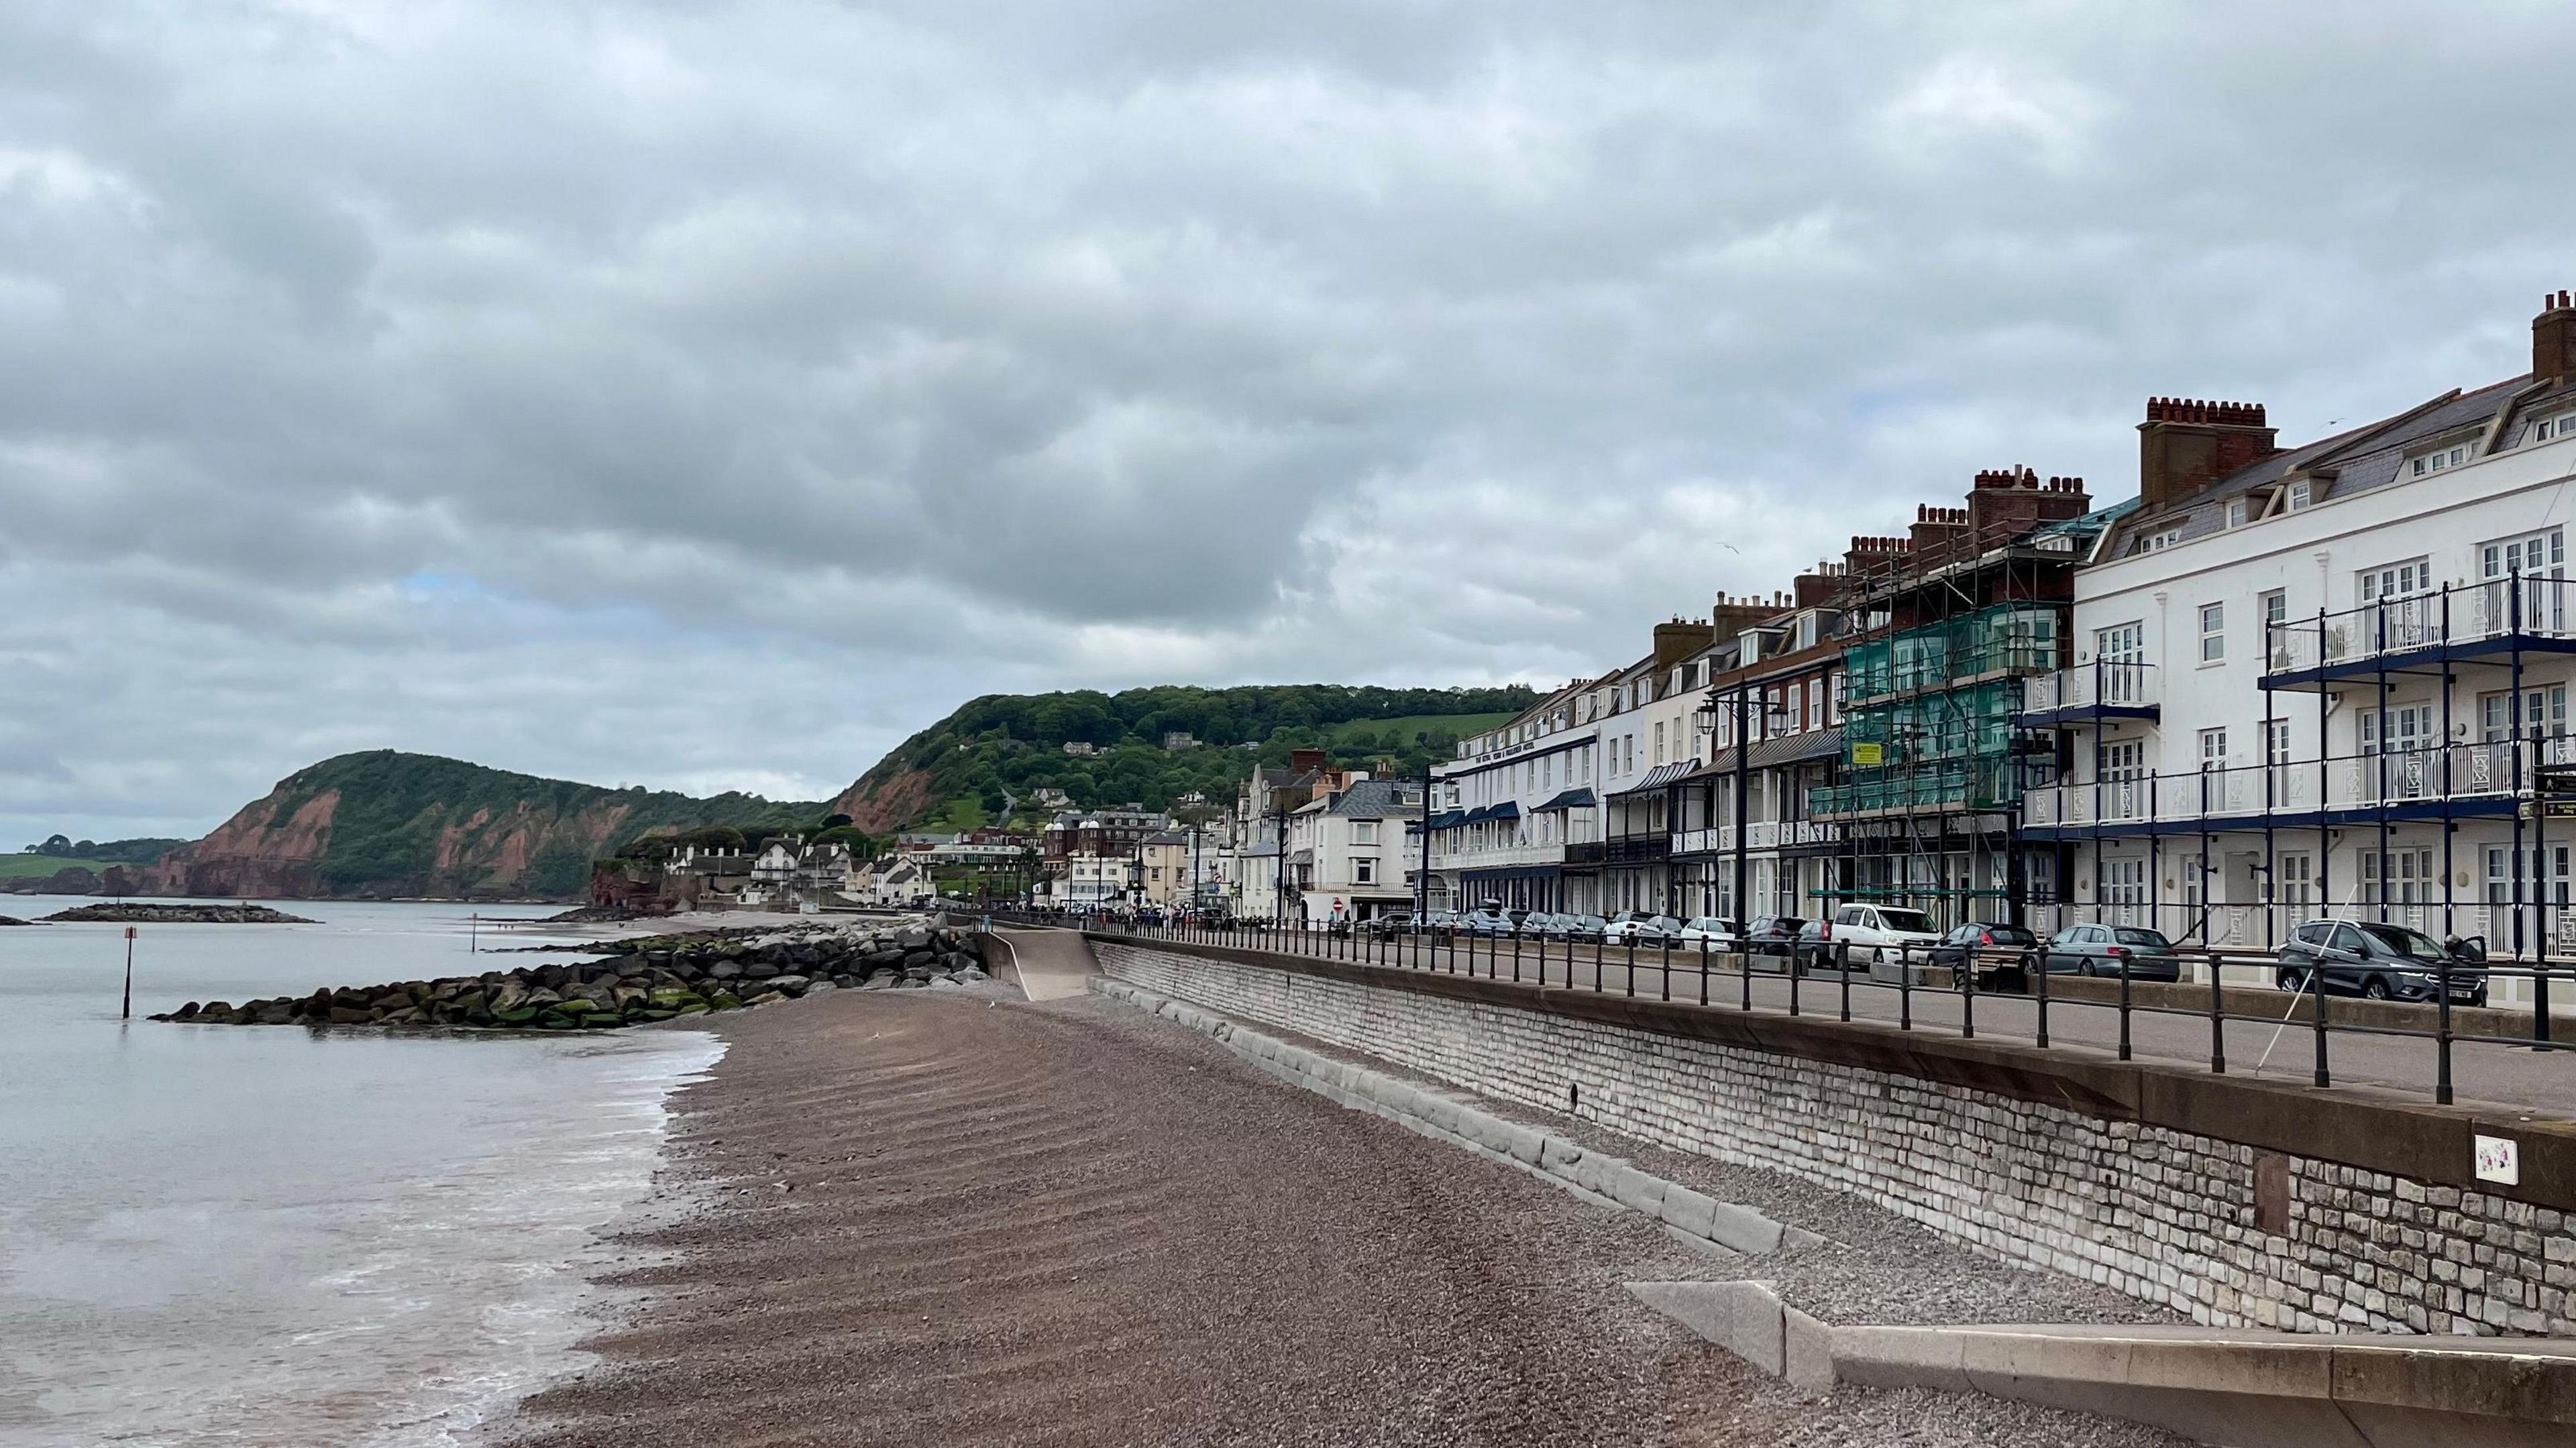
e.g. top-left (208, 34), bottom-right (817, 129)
top-left (143, 750), bottom-right (828, 901)
top-left (829, 683), bottom-right (1539, 832)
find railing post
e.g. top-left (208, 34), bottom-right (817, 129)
top-left (1512, 928), bottom-right (1523, 984)
top-left (1841, 946), bottom-right (1854, 1021)
top-left (2035, 944), bottom-right (2050, 1048)
top-left (1961, 952), bottom-right (1976, 1039)
top-left (2436, 959), bottom-right (2455, 1106)
top-left (1660, 937), bottom-right (1672, 1002)
top-left (2310, 962), bottom-right (2328, 1088)
top-left (1789, 946), bottom-right (1802, 1016)
top-left (1595, 932), bottom-right (1604, 993)
top-left (2118, 952), bottom-right (2133, 1061)
top-left (1624, 938), bottom-right (1635, 997)
top-left (1739, 930), bottom-right (1752, 1010)
top-left (1899, 949), bottom-right (1912, 1030)
top-left (1699, 938), bottom-right (1709, 1007)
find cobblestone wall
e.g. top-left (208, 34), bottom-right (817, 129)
top-left (1095, 941), bottom-right (2574, 1337)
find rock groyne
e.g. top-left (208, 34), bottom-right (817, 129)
top-left (45, 903), bottom-right (319, 924)
top-left (152, 917), bottom-right (987, 1029)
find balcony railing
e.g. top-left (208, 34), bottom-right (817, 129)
top-left (1668, 820), bottom-right (1842, 855)
top-left (1429, 840), bottom-right (1574, 871)
top-left (1809, 759), bottom-right (2019, 818)
top-left (2021, 659), bottom-right (2158, 715)
top-left (1605, 835), bottom-right (1670, 864)
top-left (2021, 738), bottom-right (2576, 828)
top-left (2264, 574), bottom-right (2573, 677)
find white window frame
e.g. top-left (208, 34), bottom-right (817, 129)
top-left (2358, 559), bottom-right (2430, 606)
top-left (2198, 602), bottom-right (2226, 663)
top-left (2276, 850), bottom-right (2313, 907)
top-left (2199, 728), bottom-right (2229, 772)
top-left (2409, 440), bottom-right (2474, 477)
top-left (2287, 480), bottom-right (2312, 511)
top-left (2533, 410), bottom-right (2576, 444)
top-left (1353, 856), bottom-right (1377, 885)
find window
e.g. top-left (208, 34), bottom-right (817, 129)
top-left (1829, 672), bottom-right (1844, 723)
top-left (2361, 849), bottom-right (2435, 910)
top-left (2101, 856), bottom-right (2147, 923)
top-left (2361, 704), bottom-right (2434, 756)
top-left (1788, 683), bottom-right (1804, 730)
top-left (1352, 821), bottom-right (1379, 846)
top-left (1807, 679), bottom-right (1824, 732)
top-left (1653, 722), bottom-right (1666, 765)
top-left (2100, 739), bottom-right (2144, 781)
top-left (2359, 559), bottom-right (2430, 606)
top-left (2276, 852), bottom-right (2313, 907)
top-left (2198, 602), bottom-right (2225, 663)
top-left (2534, 410), bottom-right (2576, 443)
top-left (2485, 845), bottom-right (2572, 907)
top-left (2260, 590), bottom-right (2287, 665)
top-left (2409, 441), bottom-right (2473, 477)
top-left (2141, 528), bottom-right (2182, 553)
top-left (2287, 480), bottom-right (2312, 510)
top-left (2199, 728), bottom-right (2229, 771)
top-left (2096, 622), bottom-right (2144, 665)
top-left (1353, 857), bottom-right (1376, 885)
top-left (2227, 498), bottom-right (2249, 528)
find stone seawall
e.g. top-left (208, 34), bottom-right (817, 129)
top-left (1093, 939), bottom-right (2576, 1341)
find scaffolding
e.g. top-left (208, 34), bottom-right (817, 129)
top-left (1803, 475), bottom-right (2108, 929)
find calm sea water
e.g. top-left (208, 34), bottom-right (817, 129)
top-left (0, 896), bottom-right (721, 1448)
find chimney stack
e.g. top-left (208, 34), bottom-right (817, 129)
top-left (2138, 397), bottom-right (2277, 510)
top-left (1652, 616), bottom-right (1717, 669)
top-left (2537, 290), bottom-right (2576, 387)
top-left (1710, 592), bottom-right (1774, 639)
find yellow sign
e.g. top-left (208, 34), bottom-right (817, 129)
top-left (1851, 742), bottom-right (1883, 766)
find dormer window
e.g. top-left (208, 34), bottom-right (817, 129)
top-left (2287, 480), bottom-right (2312, 511)
top-left (2533, 410), bottom-right (2576, 443)
top-left (2226, 498), bottom-right (2249, 528)
top-left (2410, 441), bottom-right (2473, 477)
top-left (2140, 527), bottom-right (2182, 553)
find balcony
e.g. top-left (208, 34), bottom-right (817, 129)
top-left (1808, 759), bottom-right (2019, 819)
top-left (1429, 840), bottom-right (1572, 872)
top-left (1670, 820), bottom-right (1842, 854)
top-left (2020, 738), bottom-right (2569, 833)
top-left (1605, 835), bottom-right (1670, 865)
top-left (2015, 660), bottom-right (2159, 727)
top-left (2263, 576), bottom-right (2576, 689)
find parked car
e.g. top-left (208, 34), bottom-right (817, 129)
top-left (1676, 916), bottom-right (1742, 946)
top-left (1925, 922), bottom-right (2040, 989)
top-left (1825, 903), bottom-right (1942, 977)
top-left (1363, 910), bottom-right (1417, 938)
top-left (2277, 920), bottom-right (2488, 1005)
top-left (1743, 915), bottom-right (1808, 964)
top-left (2039, 924), bottom-right (2183, 982)
top-left (1519, 911), bottom-right (1567, 940)
top-left (1789, 919), bottom-right (1829, 973)
top-left (1601, 911), bottom-right (1684, 946)
top-left (1460, 909), bottom-right (1519, 937)
top-left (1558, 913), bottom-right (1609, 943)
top-left (1419, 909), bottom-right (1464, 936)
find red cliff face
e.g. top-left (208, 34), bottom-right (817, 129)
top-left (119, 750), bottom-right (822, 901)
top-left (829, 766), bottom-right (934, 834)
top-left (142, 790), bottom-right (343, 898)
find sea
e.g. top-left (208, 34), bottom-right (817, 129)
top-left (0, 895), bottom-right (723, 1448)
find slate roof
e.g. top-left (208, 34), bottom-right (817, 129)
top-left (1327, 778), bottom-right (1421, 818)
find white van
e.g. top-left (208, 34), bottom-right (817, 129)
top-left (1821, 903), bottom-right (1941, 974)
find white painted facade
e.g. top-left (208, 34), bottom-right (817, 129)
top-left (2028, 392), bottom-right (2576, 990)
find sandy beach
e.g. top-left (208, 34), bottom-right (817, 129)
top-left (498, 979), bottom-right (2184, 1447)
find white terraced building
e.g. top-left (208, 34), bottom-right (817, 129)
top-left (2018, 292), bottom-right (2576, 999)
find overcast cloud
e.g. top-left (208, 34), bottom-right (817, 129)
top-left (5, 0), bottom-right (2573, 842)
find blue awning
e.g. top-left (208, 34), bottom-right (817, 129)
top-left (1533, 787), bottom-right (1598, 812)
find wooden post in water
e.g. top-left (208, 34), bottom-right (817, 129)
top-left (121, 925), bottom-right (136, 1020)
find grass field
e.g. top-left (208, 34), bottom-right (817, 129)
top-left (1323, 710), bottom-right (1517, 746)
top-left (0, 853), bottom-right (107, 879)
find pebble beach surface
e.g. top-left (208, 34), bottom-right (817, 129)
top-left (504, 983), bottom-right (2189, 1447)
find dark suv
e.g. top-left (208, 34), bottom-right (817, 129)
top-left (2277, 920), bottom-right (2487, 1005)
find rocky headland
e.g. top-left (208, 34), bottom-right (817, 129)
top-left (152, 915), bottom-right (987, 1029)
top-left (44, 903), bottom-right (319, 924)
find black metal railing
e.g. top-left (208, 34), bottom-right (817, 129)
top-left (972, 907), bottom-right (2568, 1110)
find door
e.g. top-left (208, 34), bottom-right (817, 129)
top-left (2096, 622), bottom-right (2145, 704)
top-left (2482, 528), bottom-right (2567, 635)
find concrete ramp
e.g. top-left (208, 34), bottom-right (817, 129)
top-left (982, 928), bottom-right (1099, 1002)
top-left (1631, 1280), bottom-right (2576, 1447)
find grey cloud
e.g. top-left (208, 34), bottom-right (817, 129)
top-left (5, 0), bottom-right (2574, 839)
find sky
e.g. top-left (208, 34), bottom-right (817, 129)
top-left (6, 0), bottom-right (2575, 846)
